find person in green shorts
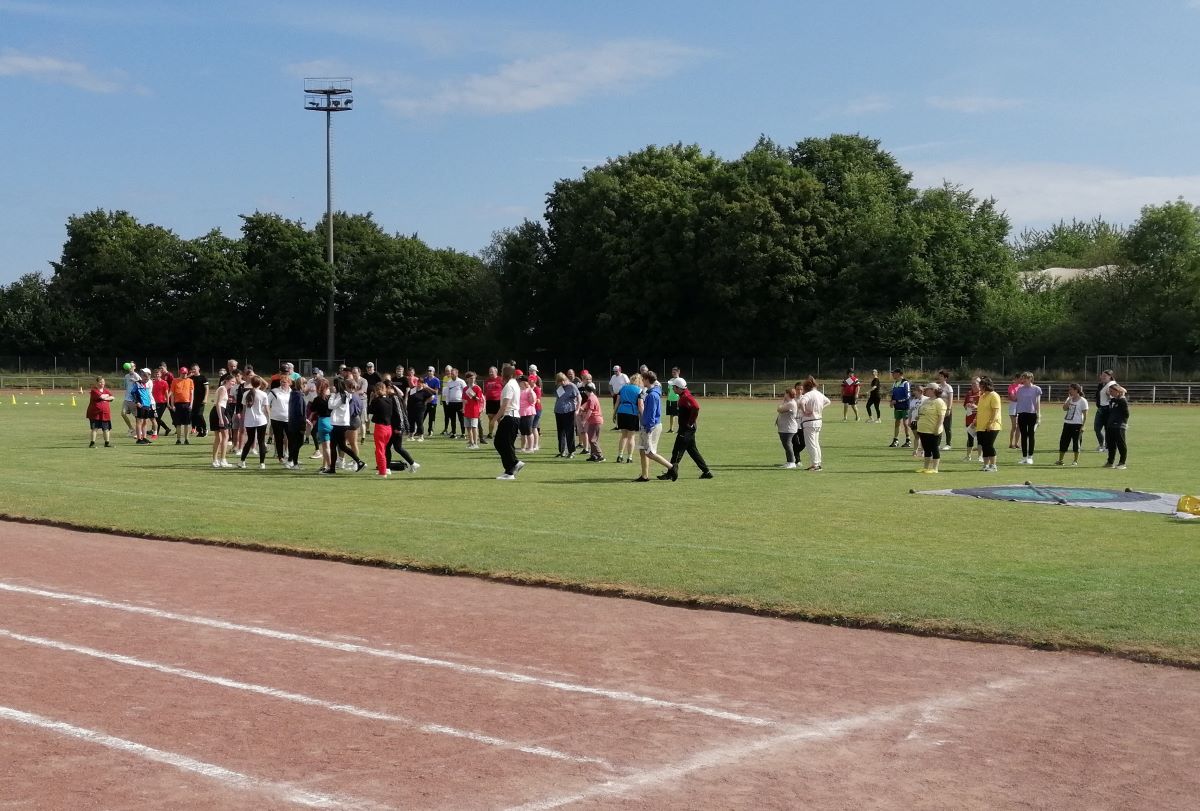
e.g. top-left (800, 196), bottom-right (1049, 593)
top-left (664, 366), bottom-right (683, 432)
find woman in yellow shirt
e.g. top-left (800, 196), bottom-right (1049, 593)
top-left (974, 376), bottom-right (1003, 472)
top-left (915, 382), bottom-right (948, 473)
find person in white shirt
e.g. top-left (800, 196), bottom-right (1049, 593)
top-left (494, 364), bottom-right (524, 479)
top-left (121, 362), bottom-right (141, 436)
top-left (936, 370), bottom-right (954, 450)
top-left (238, 376), bottom-right (270, 469)
top-left (798, 378), bottom-right (831, 470)
top-left (442, 368), bottom-right (467, 438)
top-left (608, 365), bottom-right (629, 428)
top-left (327, 377), bottom-right (365, 473)
top-left (1094, 369), bottom-right (1117, 452)
top-left (1056, 383), bottom-right (1090, 467)
top-left (775, 387), bottom-right (802, 469)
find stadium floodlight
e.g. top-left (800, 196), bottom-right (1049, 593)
top-left (303, 77), bottom-right (354, 372)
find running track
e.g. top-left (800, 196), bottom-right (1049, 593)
top-left (1, 522), bottom-right (1197, 809)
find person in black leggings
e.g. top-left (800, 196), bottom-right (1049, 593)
top-left (1015, 372), bottom-right (1043, 464)
top-left (1104, 385), bottom-right (1129, 468)
top-left (865, 370), bottom-right (881, 422)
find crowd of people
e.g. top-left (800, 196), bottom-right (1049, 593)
top-left (84, 360), bottom-right (1132, 479)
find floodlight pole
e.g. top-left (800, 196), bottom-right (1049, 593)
top-left (304, 78), bottom-right (353, 372)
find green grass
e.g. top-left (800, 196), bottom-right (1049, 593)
top-left (2, 394), bottom-right (1198, 665)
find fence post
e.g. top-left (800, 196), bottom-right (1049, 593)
top-left (773, 383), bottom-right (776, 398)
top-left (725, 383), bottom-right (729, 397)
top-left (1152, 385), bottom-right (1157, 404)
top-left (702, 383), bottom-right (706, 397)
top-left (749, 383), bottom-right (753, 398)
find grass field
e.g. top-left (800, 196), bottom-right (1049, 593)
top-left (1, 393), bottom-right (1197, 666)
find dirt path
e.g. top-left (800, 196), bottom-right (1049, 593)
top-left (0, 521), bottom-right (1196, 809)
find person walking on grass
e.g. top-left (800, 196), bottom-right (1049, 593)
top-left (168, 367), bottom-right (193, 445)
top-left (327, 377), bottom-right (366, 474)
top-left (915, 382), bottom-right (948, 474)
top-left (865, 369), bottom-right (882, 423)
top-left (209, 374), bottom-right (234, 468)
top-left (308, 378), bottom-right (334, 474)
top-left (1095, 369), bottom-right (1117, 453)
top-left (840, 369), bottom-right (860, 422)
top-left (384, 378), bottom-right (420, 473)
top-left (119, 362), bottom-right (139, 437)
top-left (634, 371), bottom-right (672, 482)
top-left (517, 375), bottom-right (539, 452)
top-left (799, 377), bottom-right (831, 471)
top-left (936, 369), bottom-right (954, 451)
top-left (552, 372), bottom-right (580, 457)
top-left (1015, 372), bottom-right (1043, 465)
top-left (888, 369), bottom-right (912, 448)
top-left (1055, 383), bottom-right (1089, 467)
top-left (238, 376), bottom-right (270, 470)
top-left (1103, 385), bottom-right (1130, 469)
top-left (367, 382), bottom-right (394, 477)
top-left (86, 376), bottom-right (115, 448)
top-left (659, 379), bottom-right (713, 481)
top-left (614, 373), bottom-right (643, 463)
top-left (775, 386), bottom-right (802, 469)
top-left (974, 376), bottom-right (1002, 472)
top-left (494, 364), bottom-right (523, 480)
top-left (578, 383), bottom-right (605, 461)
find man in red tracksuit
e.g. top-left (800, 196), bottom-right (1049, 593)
top-left (658, 379), bottom-right (713, 481)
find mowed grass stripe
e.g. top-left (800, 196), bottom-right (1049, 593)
top-left (1, 396), bottom-right (1198, 664)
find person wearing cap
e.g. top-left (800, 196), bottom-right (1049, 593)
top-left (608, 366), bottom-right (629, 429)
top-left (1103, 384), bottom-right (1130, 469)
top-left (659, 378), bottom-right (712, 480)
top-left (526, 364), bottom-right (543, 446)
top-left (664, 367), bottom-right (683, 432)
top-left (167, 367), bottom-right (194, 445)
top-left (915, 382), bottom-right (948, 473)
top-left (422, 366), bottom-right (441, 437)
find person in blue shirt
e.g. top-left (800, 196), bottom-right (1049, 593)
top-left (614, 373), bottom-right (643, 463)
top-left (421, 366), bottom-right (441, 437)
top-left (888, 368), bottom-right (912, 448)
top-left (134, 368), bottom-right (156, 445)
top-left (635, 371), bottom-right (673, 482)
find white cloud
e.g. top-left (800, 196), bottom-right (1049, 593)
top-left (910, 160), bottom-right (1200, 228)
top-left (385, 39), bottom-right (703, 116)
top-left (0, 49), bottom-right (137, 93)
top-left (840, 94), bottom-right (892, 115)
top-left (926, 95), bottom-right (1026, 114)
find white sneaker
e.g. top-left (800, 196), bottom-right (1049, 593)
top-left (496, 473), bottom-right (516, 480)
top-left (782, 462), bottom-right (797, 469)
top-left (259, 463), bottom-right (266, 470)
top-left (285, 461), bottom-right (295, 469)
top-left (1070, 461), bottom-right (1078, 467)
top-left (1027, 457), bottom-right (1034, 465)
top-left (985, 464), bottom-right (997, 472)
top-left (377, 471), bottom-right (390, 478)
top-left (1115, 464), bottom-right (1127, 470)
top-left (237, 461), bottom-right (246, 469)
top-left (408, 462), bottom-right (420, 474)
top-left (220, 460), bottom-right (232, 468)
top-left (1096, 446), bottom-right (1106, 453)
top-left (942, 444), bottom-right (951, 451)
top-left (514, 460), bottom-right (526, 475)
top-left (212, 461), bottom-right (221, 469)
top-left (310, 452), bottom-right (322, 460)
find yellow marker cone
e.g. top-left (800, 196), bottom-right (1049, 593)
top-left (9, 395), bottom-right (14, 405)
top-left (71, 396), bottom-right (77, 407)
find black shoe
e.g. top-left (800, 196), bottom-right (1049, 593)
top-left (888, 439), bottom-right (899, 448)
top-left (136, 439), bottom-right (150, 445)
top-left (666, 429), bottom-right (674, 433)
top-left (104, 442), bottom-right (111, 448)
top-left (699, 470), bottom-right (714, 479)
top-left (176, 439), bottom-right (182, 445)
top-left (355, 460), bottom-right (366, 472)
top-left (656, 470), bottom-right (672, 480)
top-left (88, 441), bottom-right (95, 448)
top-left (633, 476), bottom-right (650, 482)
top-left (902, 440), bottom-right (912, 448)
top-left (184, 439), bottom-right (190, 445)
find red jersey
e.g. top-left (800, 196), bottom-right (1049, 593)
top-left (87, 388), bottom-right (112, 421)
top-left (152, 379), bottom-right (170, 404)
top-left (462, 384), bottom-right (484, 419)
top-left (962, 390), bottom-right (980, 427)
top-left (841, 376), bottom-right (859, 397)
top-left (483, 377), bottom-right (503, 401)
top-left (676, 389), bottom-right (700, 429)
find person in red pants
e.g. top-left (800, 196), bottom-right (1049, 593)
top-left (367, 382), bottom-right (394, 477)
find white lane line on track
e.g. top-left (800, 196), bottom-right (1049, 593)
top-left (0, 581), bottom-right (776, 727)
top-left (0, 705), bottom-right (390, 810)
top-left (0, 628), bottom-right (610, 768)
top-left (506, 674), bottom-right (1046, 810)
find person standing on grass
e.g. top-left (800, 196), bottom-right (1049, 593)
top-left (86, 376), bottom-right (114, 448)
top-left (1103, 385), bottom-right (1130, 469)
top-left (975, 376), bottom-right (1002, 472)
top-left (1055, 383), bottom-right (1089, 467)
top-left (664, 366), bottom-right (683, 432)
top-left (443, 368), bottom-right (466, 439)
top-left (134, 368), bottom-right (156, 445)
top-left (120, 362), bottom-right (139, 436)
top-left (350, 367), bottom-right (370, 445)
top-left (553, 372), bottom-right (580, 457)
top-left (840, 369), bottom-right (860, 422)
top-left (888, 369), bottom-right (912, 448)
top-left (962, 378), bottom-right (981, 462)
top-left (659, 379), bottom-right (712, 480)
top-left (635, 371), bottom-right (672, 482)
top-left (799, 377), bottom-right (831, 471)
top-left (384, 378), bottom-right (419, 472)
top-left (494, 364), bottom-right (523, 480)
top-left (327, 377), bottom-right (366, 474)
top-left (1095, 369), bottom-right (1116, 452)
top-left (517, 375), bottom-right (538, 452)
top-left (578, 383), bottom-right (605, 461)
top-left (462, 371), bottom-right (485, 450)
top-left (915, 382), bottom-right (948, 474)
top-left (614, 373), bottom-right (643, 464)
top-left (367, 382), bottom-right (394, 477)
top-left (150, 368), bottom-right (171, 437)
top-left (528, 364), bottom-right (544, 448)
top-left (406, 375), bottom-right (433, 443)
top-left (1007, 373), bottom-right (1022, 449)
top-left (865, 370), bottom-right (882, 423)
top-left (309, 378), bottom-right (334, 474)
top-left (1015, 372), bottom-right (1043, 465)
top-left (209, 374), bottom-right (233, 468)
top-left (168, 367), bottom-right (193, 445)
top-left (775, 386), bottom-right (801, 469)
top-left (363, 362), bottom-right (381, 435)
top-left (907, 381), bottom-right (925, 459)
top-left (189, 364), bottom-right (208, 439)
top-left (422, 366), bottom-right (441, 437)
top-left (483, 366), bottom-right (503, 441)
top-left (609, 365), bottom-right (630, 429)
top-left (935, 370), bottom-right (954, 451)
top-left (268, 376), bottom-right (294, 465)
top-left (237, 376), bottom-right (270, 469)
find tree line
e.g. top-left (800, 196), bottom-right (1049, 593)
top-left (2, 134), bottom-right (1198, 368)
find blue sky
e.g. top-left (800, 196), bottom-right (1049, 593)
top-left (2, 0), bottom-right (1199, 283)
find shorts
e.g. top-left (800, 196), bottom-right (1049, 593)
top-left (532, 410), bottom-right (542, 430)
top-left (518, 415), bottom-right (534, 436)
top-left (616, 412), bottom-right (640, 432)
top-left (1008, 403), bottom-right (1018, 416)
top-left (892, 407), bottom-right (908, 421)
top-left (666, 401), bottom-right (679, 416)
top-left (349, 415), bottom-right (362, 430)
top-left (638, 423), bottom-right (663, 454)
top-left (315, 417), bottom-right (333, 444)
top-left (485, 400), bottom-right (500, 416)
top-left (208, 407), bottom-right (228, 432)
top-left (842, 395), bottom-right (857, 405)
top-left (89, 419), bottom-right (112, 431)
top-left (464, 417), bottom-right (479, 428)
top-left (172, 405), bottom-right (191, 426)
top-left (136, 406), bottom-right (155, 421)
top-left (122, 400), bottom-right (137, 415)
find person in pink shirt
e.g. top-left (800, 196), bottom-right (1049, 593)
top-left (517, 375), bottom-right (538, 452)
top-left (577, 383), bottom-right (605, 461)
top-left (528, 364), bottom-right (543, 451)
top-left (1007, 373), bottom-right (1022, 449)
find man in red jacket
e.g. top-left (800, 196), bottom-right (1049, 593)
top-left (659, 379), bottom-right (713, 481)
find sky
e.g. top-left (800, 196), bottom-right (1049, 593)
top-left (2, 0), bottom-right (1200, 283)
